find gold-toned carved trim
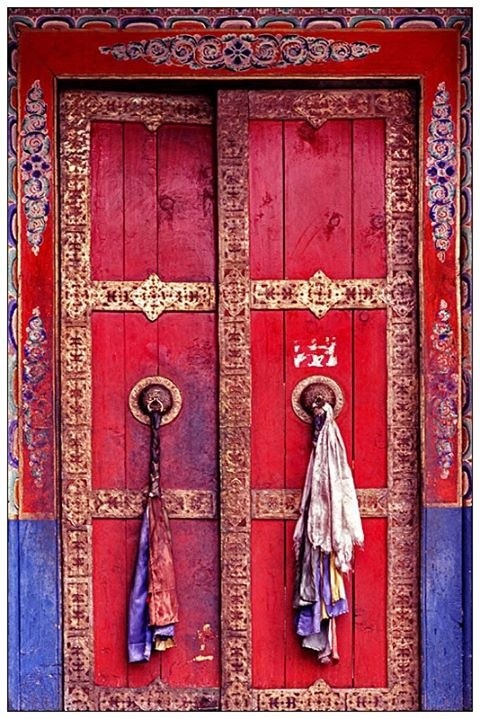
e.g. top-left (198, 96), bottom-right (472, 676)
top-left (217, 91), bottom-right (253, 711)
top-left (251, 270), bottom-right (415, 320)
top-left (61, 90), bottom-right (213, 130)
top-left (90, 489), bottom-right (217, 520)
top-left (249, 88), bottom-right (414, 127)
top-left (251, 488), bottom-right (389, 520)
top-left (63, 277), bottom-right (216, 320)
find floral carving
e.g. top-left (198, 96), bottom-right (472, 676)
top-left (426, 82), bottom-right (456, 262)
top-left (430, 300), bottom-right (459, 478)
top-left (20, 80), bottom-right (52, 255)
top-left (100, 34), bottom-right (380, 72)
top-left (22, 307), bottom-right (50, 485)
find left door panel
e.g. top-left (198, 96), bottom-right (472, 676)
top-left (60, 91), bottom-right (220, 711)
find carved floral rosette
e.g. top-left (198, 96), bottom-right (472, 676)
top-left (100, 33), bottom-right (380, 72)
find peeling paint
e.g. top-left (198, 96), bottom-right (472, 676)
top-left (192, 623), bottom-right (215, 663)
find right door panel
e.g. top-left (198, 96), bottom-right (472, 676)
top-left (248, 89), bottom-right (419, 709)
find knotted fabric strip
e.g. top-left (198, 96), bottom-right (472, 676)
top-left (293, 401), bottom-right (363, 662)
top-left (128, 409), bottom-right (179, 662)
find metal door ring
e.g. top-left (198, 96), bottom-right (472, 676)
top-left (292, 375), bottom-right (344, 423)
top-left (129, 375), bottom-right (182, 425)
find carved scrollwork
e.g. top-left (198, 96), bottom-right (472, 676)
top-left (252, 272), bottom-right (387, 318)
top-left (91, 489), bottom-right (217, 519)
top-left (251, 488), bottom-right (388, 519)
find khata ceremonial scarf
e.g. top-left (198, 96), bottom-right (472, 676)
top-left (293, 401), bottom-right (363, 661)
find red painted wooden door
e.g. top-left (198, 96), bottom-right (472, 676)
top-left (60, 87), bottom-right (418, 710)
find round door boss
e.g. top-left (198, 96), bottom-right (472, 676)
top-left (129, 375), bottom-right (182, 425)
top-left (291, 375), bottom-right (344, 423)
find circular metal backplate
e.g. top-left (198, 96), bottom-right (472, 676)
top-left (129, 375), bottom-right (182, 425)
top-left (291, 375), bottom-right (344, 423)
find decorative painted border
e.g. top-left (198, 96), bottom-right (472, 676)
top-left (20, 80), bottom-right (52, 256)
top-left (22, 307), bottom-right (50, 486)
top-left (430, 300), bottom-right (459, 479)
top-left (426, 82), bottom-right (456, 262)
top-left (99, 33), bottom-right (379, 71)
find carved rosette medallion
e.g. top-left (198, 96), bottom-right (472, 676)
top-left (100, 34), bottom-right (380, 72)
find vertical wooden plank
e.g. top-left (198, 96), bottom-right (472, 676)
top-left (284, 119), bottom-right (352, 280)
top-left (352, 119), bottom-right (386, 278)
top-left (155, 313), bottom-right (217, 492)
top-left (124, 123), bottom-right (157, 281)
top-left (18, 520), bottom-right (62, 709)
top-left (8, 519), bottom-right (20, 709)
top-left (353, 310), bottom-right (387, 489)
top-left (251, 312), bottom-right (285, 489)
top-left (463, 506), bottom-right (472, 710)
top-left (162, 520), bottom-right (220, 688)
top-left (249, 120), bottom-right (284, 280)
top-left (422, 507), bottom-right (463, 710)
top-left (124, 313), bottom-right (158, 493)
top-left (251, 520), bottom-right (286, 688)
top-left (93, 519), bottom-right (128, 686)
top-left (90, 122), bottom-right (124, 280)
top-left (91, 313), bottom-right (126, 490)
top-left (157, 125), bottom-right (215, 281)
top-left (353, 518), bottom-right (387, 686)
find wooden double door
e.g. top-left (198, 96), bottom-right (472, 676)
top-left (60, 86), bottom-right (419, 710)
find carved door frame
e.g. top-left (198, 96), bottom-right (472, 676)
top-left (14, 22), bottom-right (465, 711)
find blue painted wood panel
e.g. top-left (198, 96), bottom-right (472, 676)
top-left (15, 520), bottom-right (62, 710)
top-left (421, 507), bottom-right (464, 710)
top-left (8, 520), bottom-right (20, 710)
top-left (462, 507), bottom-right (472, 710)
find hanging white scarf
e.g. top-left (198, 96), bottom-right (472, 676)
top-left (293, 402), bottom-right (363, 573)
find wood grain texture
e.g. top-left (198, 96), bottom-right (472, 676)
top-left (90, 121), bottom-right (124, 280)
top-left (157, 124), bottom-right (215, 282)
top-left (353, 310), bottom-right (387, 488)
top-left (251, 520), bottom-right (286, 688)
top-left (124, 122), bottom-right (157, 281)
top-left (422, 507), bottom-right (464, 710)
top-left (17, 520), bottom-right (62, 710)
top-left (251, 311), bottom-right (285, 489)
top-left (353, 119), bottom-right (386, 278)
top-left (93, 518), bottom-right (128, 686)
top-left (92, 313), bottom-right (126, 490)
top-left (284, 119), bottom-right (352, 280)
top-left (161, 519), bottom-right (220, 688)
top-left (353, 518), bottom-right (387, 686)
top-left (249, 120), bottom-right (284, 280)
top-left (8, 520), bottom-right (20, 710)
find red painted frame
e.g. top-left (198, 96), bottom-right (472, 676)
top-left (17, 26), bottom-right (462, 522)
